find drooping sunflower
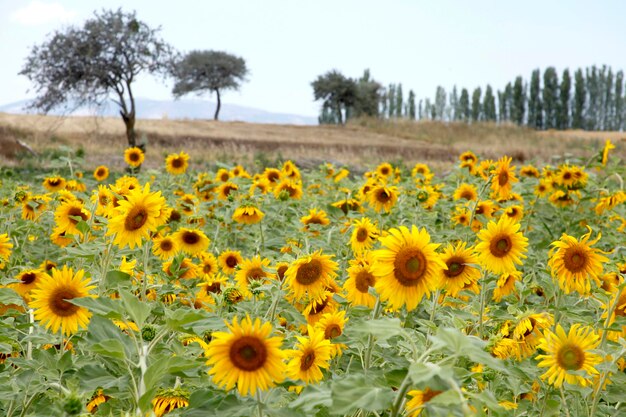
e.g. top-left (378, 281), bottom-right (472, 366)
top-left (509, 312), bottom-right (554, 360)
top-left (217, 182), bottom-right (239, 200)
top-left (475, 215), bottom-right (528, 275)
top-left (302, 291), bottom-right (338, 326)
top-left (344, 253), bottom-right (377, 308)
top-left (349, 217), bottom-right (379, 254)
top-left (520, 165), bottom-right (540, 178)
top-left (152, 388), bottom-right (189, 417)
top-left (218, 250), bottom-right (243, 275)
top-left (30, 266), bottom-right (96, 336)
top-left (535, 324), bottom-right (602, 387)
top-left (300, 209), bottom-right (330, 228)
top-left (124, 147), bottom-right (144, 168)
top-left (0, 233), bottom-right (13, 262)
top-left (453, 183), bottom-right (478, 201)
top-left (205, 316), bottom-right (286, 396)
top-left (503, 204), bottom-right (524, 222)
top-left (282, 160), bottom-right (301, 181)
top-left (286, 325), bottom-right (332, 385)
top-left (42, 176), bottom-right (67, 192)
top-left (492, 270), bottom-right (522, 302)
top-left (368, 184), bottom-right (398, 213)
top-left (273, 179), bottom-right (303, 200)
top-left (235, 256), bottom-right (273, 298)
top-left (548, 227), bottom-right (609, 295)
top-left (232, 205), bottom-right (265, 225)
top-left (474, 200), bottom-right (496, 219)
top-left (439, 242), bottom-right (480, 297)
top-left (173, 227), bottom-right (210, 255)
top-left (162, 257), bottom-right (199, 280)
top-left (9, 269), bottom-right (50, 300)
top-left (165, 151), bottom-right (190, 175)
top-left (490, 156), bottom-right (518, 199)
top-left (152, 234), bottom-right (179, 260)
top-left (93, 165), bottom-right (109, 182)
top-left (602, 139), bottom-right (615, 166)
top-left (54, 200), bottom-right (91, 236)
top-left (284, 250), bottom-right (338, 302)
top-left (86, 389), bottom-right (111, 414)
top-left (405, 388), bottom-right (443, 417)
top-left (373, 225), bottom-right (445, 311)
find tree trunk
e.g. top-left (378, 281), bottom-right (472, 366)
top-left (336, 104), bottom-right (343, 125)
top-left (121, 110), bottom-right (137, 147)
top-left (214, 89), bottom-right (221, 120)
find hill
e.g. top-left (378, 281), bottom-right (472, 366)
top-left (0, 112), bottom-right (623, 172)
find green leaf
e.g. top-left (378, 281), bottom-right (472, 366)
top-left (290, 383), bottom-right (332, 413)
top-left (106, 270), bottom-right (131, 287)
top-left (90, 338), bottom-right (127, 360)
top-left (429, 328), bottom-right (508, 372)
top-left (408, 362), bottom-right (453, 386)
top-left (347, 317), bottom-right (403, 342)
top-left (70, 296), bottom-right (123, 319)
top-left (0, 287), bottom-right (24, 306)
top-left (330, 374), bottom-right (394, 414)
top-left (119, 289), bottom-right (151, 328)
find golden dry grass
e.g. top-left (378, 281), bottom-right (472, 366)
top-left (0, 112), bottom-right (623, 172)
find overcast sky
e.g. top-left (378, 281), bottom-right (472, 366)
top-left (1, 0), bottom-right (625, 117)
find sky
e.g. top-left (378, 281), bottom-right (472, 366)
top-left (1, 0), bottom-right (626, 118)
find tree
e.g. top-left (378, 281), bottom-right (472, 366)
top-left (396, 84), bottom-right (404, 118)
top-left (586, 66), bottom-right (599, 130)
top-left (407, 90), bottom-right (416, 120)
top-left (558, 69), bottom-right (571, 129)
top-left (20, 9), bottom-right (173, 148)
top-left (615, 70), bottom-right (624, 130)
top-left (171, 50), bottom-right (248, 121)
top-left (512, 77), bottom-right (526, 125)
top-left (483, 85), bottom-right (496, 121)
top-left (352, 69), bottom-right (383, 118)
top-left (434, 86), bottom-right (447, 120)
top-left (387, 84), bottom-right (396, 118)
top-left (542, 67), bottom-right (559, 129)
top-left (311, 70), bottom-right (357, 125)
top-left (471, 87), bottom-right (482, 122)
top-left (572, 68), bottom-right (585, 129)
top-left (450, 86), bottom-right (459, 121)
top-left (459, 88), bottom-right (470, 122)
top-left (528, 69), bottom-right (543, 129)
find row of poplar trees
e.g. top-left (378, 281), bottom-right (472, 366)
top-left (315, 65), bottom-right (624, 131)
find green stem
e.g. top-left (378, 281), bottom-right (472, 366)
top-left (256, 389), bottom-right (264, 417)
top-left (477, 271), bottom-right (487, 339)
top-left (259, 222), bottom-right (265, 254)
top-left (389, 374), bottom-right (412, 417)
top-left (363, 297), bottom-right (382, 371)
top-left (141, 240), bottom-right (152, 302)
top-left (560, 386), bottom-right (572, 417)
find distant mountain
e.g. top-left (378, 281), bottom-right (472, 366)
top-left (0, 98), bottom-right (318, 125)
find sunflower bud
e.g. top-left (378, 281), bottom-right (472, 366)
top-left (63, 395), bottom-right (83, 415)
top-left (142, 325), bottom-right (157, 342)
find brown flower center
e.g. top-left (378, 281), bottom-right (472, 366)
top-left (324, 324), bottom-right (342, 339)
top-left (205, 282), bottom-right (221, 294)
top-left (49, 287), bottom-right (80, 317)
top-left (310, 296), bottom-right (330, 315)
top-left (48, 179), bottom-right (61, 186)
top-left (376, 189), bottom-right (391, 203)
top-left (160, 239), bottom-right (173, 252)
top-left (489, 235), bottom-right (512, 258)
top-left (522, 318), bottom-right (537, 338)
top-left (296, 259), bottom-right (322, 285)
top-left (498, 171), bottom-right (509, 187)
top-left (246, 267), bottom-right (265, 282)
top-left (300, 349), bottom-right (316, 371)
top-left (129, 152), bottom-right (140, 162)
top-left (182, 231), bottom-right (200, 245)
top-left (422, 388), bottom-right (443, 402)
top-left (96, 168), bottom-right (106, 177)
top-left (68, 207), bottom-right (88, 225)
top-left (171, 158), bottom-right (184, 168)
top-left (229, 336), bottom-right (267, 371)
top-left (563, 172), bottom-right (572, 181)
top-left (225, 255), bottom-right (239, 268)
top-left (124, 206), bottom-right (148, 231)
top-left (20, 272), bottom-right (37, 285)
top-left (356, 227), bottom-right (369, 242)
top-left (276, 265), bottom-right (288, 281)
top-left (394, 248), bottom-right (428, 286)
top-left (563, 248), bottom-right (588, 273)
top-left (267, 171), bottom-right (280, 182)
top-left (355, 270), bottom-right (375, 293)
top-left (460, 190), bottom-right (474, 200)
top-left (556, 343), bottom-right (585, 371)
top-left (445, 258), bottom-right (465, 278)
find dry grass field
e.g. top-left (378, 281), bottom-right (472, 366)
top-left (0, 112), bottom-right (624, 172)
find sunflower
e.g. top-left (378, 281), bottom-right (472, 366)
top-left (520, 165), bottom-right (540, 178)
top-left (163, 257), bottom-right (199, 280)
top-left (282, 160), bottom-right (301, 181)
top-left (232, 205), bottom-right (265, 225)
top-left (439, 242), bottom-right (480, 297)
top-left (344, 253), bottom-right (377, 308)
top-left (416, 185), bottom-right (441, 210)
top-left (197, 273), bottom-right (228, 297)
top-left (0, 234), bottom-right (13, 262)
top-left (152, 388), bottom-right (189, 417)
top-left (535, 324), bottom-right (602, 387)
top-left (86, 389), bottom-right (110, 414)
top-left (91, 185), bottom-right (114, 217)
top-left (106, 183), bottom-right (166, 249)
top-left (368, 184), bottom-right (398, 213)
top-left (165, 151), bottom-right (190, 175)
top-left (474, 200), bottom-right (496, 219)
top-left (54, 200), bottom-right (91, 236)
top-left (152, 234), bottom-right (179, 260)
top-left (349, 217), bottom-right (379, 254)
top-left (273, 179), bottom-right (303, 200)
top-left (217, 182), bottom-right (239, 200)
top-left (602, 139), bottom-right (615, 166)
top-left (284, 250), bottom-right (338, 302)
top-left (509, 312), bottom-right (554, 360)
top-left (411, 163), bottom-right (434, 182)
top-left (451, 207), bottom-right (471, 227)
top-left (475, 216), bottom-right (528, 275)
top-left (42, 176), bottom-right (66, 192)
top-left (9, 269), bottom-right (50, 301)
top-left (30, 266), bottom-right (96, 336)
top-left (50, 226), bottom-right (74, 248)
top-left (286, 325), bottom-right (332, 384)
top-left (205, 316), bottom-right (286, 396)
top-left (300, 209), bottom-right (330, 227)
top-left (219, 250), bottom-right (243, 275)
top-left (331, 198), bottom-right (362, 215)
top-left (231, 164), bottom-right (251, 178)
top-left (198, 252), bottom-right (219, 278)
top-left (263, 167), bottom-right (282, 184)
top-left (490, 156), bottom-right (518, 199)
top-left (503, 204), bottom-right (524, 222)
top-left (548, 227), bottom-right (609, 294)
top-left (405, 388), bottom-right (443, 417)
top-left (93, 165), bottom-right (109, 182)
top-left (173, 227), bottom-right (210, 255)
top-left (302, 291), bottom-right (338, 326)
top-left (215, 168), bottom-right (232, 183)
top-left (453, 183), bottom-right (478, 201)
top-left (334, 168), bottom-right (349, 182)
top-left (235, 256), bottom-right (273, 298)
top-left (601, 288), bottom-right (626, 342)
top-left (124, 147), bottom-right (144, 168)
top-left (373, 226), bottom-right (445, 311)
top-left (375, 162), bottom-right (393, 178)
top-left (250, 177), bottom-right (271, 195)
top-left (492, 270), bottom-right (522, 302)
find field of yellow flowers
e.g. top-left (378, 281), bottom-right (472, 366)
top-left (0, 140), bottom-right (624, 417)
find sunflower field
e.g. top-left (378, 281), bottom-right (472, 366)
top-left (0, 141), bottom-right (625, 417)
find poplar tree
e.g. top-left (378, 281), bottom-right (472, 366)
top-left (604, 67), bottom-right (614, 130)
top-left (542, 67), bottom-right (559, 129)
top-left (558, 69), bottom-right (571, 129)
top-left (396, 83), bottom-right (403, 118)
top-left (615, 70), bottom-right (624, 130)
top-left (483, 85), bottom-right (496, 121)
top-left (586, 66), bottom-right (598, 130)
top-left (572, 68), bottom-right (585, 129)
top-left (528, 69), bottom-right (543, 129)
top-left (388, 84), bottom-right (396, 118)
top-left (497, 90), bottom-right (506, 122)
top-left (504, 83), bottom-right (513, 122)
top-left (407, 90), bottom-right (416, 119)
top-left (434, 86), bottom-right (447, 120)
top-left (512, 76), bottom-right (526, 125)
top-left (450, 86), bottom-right (459, 121)
top-left (459, 88), bottom-right (470, 122)
top-left (471, 87), bottom-right (482, 122)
